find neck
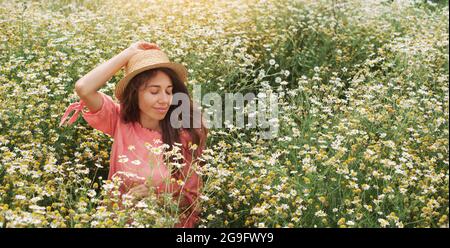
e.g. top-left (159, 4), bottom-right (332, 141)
top-left (139, 115), bottom-right (161, 132)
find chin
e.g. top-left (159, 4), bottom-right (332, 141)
top-left (153, 114), bottom-right (167, 120)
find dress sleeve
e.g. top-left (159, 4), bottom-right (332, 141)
top-left (59, 91), bottom-right (120, 137)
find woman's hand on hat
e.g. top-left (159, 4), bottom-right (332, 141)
top-left (125, 41), bottom-right (160, 57)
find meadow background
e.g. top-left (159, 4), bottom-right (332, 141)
top-left (0, 0), bottom-right (448, 228)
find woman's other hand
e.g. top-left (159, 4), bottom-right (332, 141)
top-left (126, 183), bottom-right (151, 204)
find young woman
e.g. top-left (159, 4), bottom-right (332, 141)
top-left (59, 41), bottom-right (208, 228)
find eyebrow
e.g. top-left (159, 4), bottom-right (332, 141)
top-left (148, 85), bottom-right (173, 88)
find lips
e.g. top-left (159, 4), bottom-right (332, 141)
top-left (154, 107), bottom-right (169, 113)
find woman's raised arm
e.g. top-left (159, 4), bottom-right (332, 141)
top-left (75, 41), bottom-right (160, 112)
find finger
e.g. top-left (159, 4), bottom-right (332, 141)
top-left (130, 192), bottom-right (141, 202)
top-left (134, 185), bottom-right (145, 191)
top-left (135, 191), bottom-right (146, 200)
top-left (135, 188), bottom-right (147, 198)
top-left (136, 186), bottom-right (147, 195)
top-left (128, 187), bottom-right (138, 196)
top-left (145, 43), bottom-right (160, 49)
top-left (130, 185), bottom-right (145, 195)
top-left (135, 191), bottom-right (144, 199)
top-left (127, 192), bottom-right (136, 201)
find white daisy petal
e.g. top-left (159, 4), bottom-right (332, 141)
top-left (131, 160), bottom-right (141, 165)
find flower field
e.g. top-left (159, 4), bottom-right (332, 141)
top-left (0, 0), bottom-right (448, 228)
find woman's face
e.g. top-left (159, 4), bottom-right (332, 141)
top-left (138, 70), bottom-right (173, 121)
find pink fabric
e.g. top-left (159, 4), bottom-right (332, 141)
top-left (60, 92), bottom-right (204, 228)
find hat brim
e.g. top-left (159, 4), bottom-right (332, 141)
top-left (115, 62), bottom-right (188, 101)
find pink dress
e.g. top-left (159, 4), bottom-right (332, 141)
top-left (59, 91), bottom-right (204, 228)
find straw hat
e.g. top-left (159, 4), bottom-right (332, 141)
top-left (115, 49), bottom-right (188, 101)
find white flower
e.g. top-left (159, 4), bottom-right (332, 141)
top-left (314, 210), bottom-right (327, 217)
top-left (176, 179), bottom-right (185, 186)
top-left (362, 184), bottom-right (370, 190)
top-left (118, 155), bottom-right (129, 163)
top-left (160, 143), bottom-right (170, 151)
top-left (30, 196), bottom-right (43, 203)
top-left (44, 163), bottom-right (57, 173)
top-left (29, 205), bottom-right (46, 212)
top-left (15, 195), bottom-right (26, 200)
top-left (173, 162), bottom-right (186, 169)
top-left (346, 221), bottom-right (355, 226)
top-left (258, 70), bottom-right (266, 79)
top-left (378, 218), bottom-right (389, 228)
top-left (257, 92), bottom-right (266, 98)
top-left (131, 160), bottom-right (141, 165)
top-left (87, 189), bottom-right (96, 198)
top-left (383, 140), bottom-right (396, 149)
top-left (275, 77), bottom-right (282, 83)
top-left (115, 171), bottom-right (145, 181)
top-left (136, 201), bottom-right (148, 208)
top-left (200, 195), bottom-right (210, 201)
top-left (251, 206), bottom-right (265, 215)
top-left (121, 193), bottom-right (133, 200)
top-left (396, 222), bottom-right (404, 228)
top-left (128, 145), bottom-right (136, 151)
top-left (189, 143), bottom-right (198, 151)
top-left (269, 59), bottom-right (276, 65)
top-left (150, 147), bottom-right (162, 155)
top-left (144, 142), bottom-right (153, 150)
top-left (206, 214), bottom-right (215, 220)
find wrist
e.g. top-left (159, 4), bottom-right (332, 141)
top-left (121, 47), bottom-right (135, 58)
top-left (119, 48), bottom-right (137, 68)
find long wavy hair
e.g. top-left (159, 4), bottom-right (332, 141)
top-left (119, 67), bottom-right (208, 178)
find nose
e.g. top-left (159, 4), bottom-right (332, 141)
top-left (158, 92), bottom-right (172, 106)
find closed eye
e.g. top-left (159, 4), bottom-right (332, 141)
top-left (148, 85), bottom-right (173, 95)
top-left (149, 90), bottom-right (172, 95)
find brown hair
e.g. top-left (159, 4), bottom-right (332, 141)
top-left (119, 67), bottom-right (208, 178)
